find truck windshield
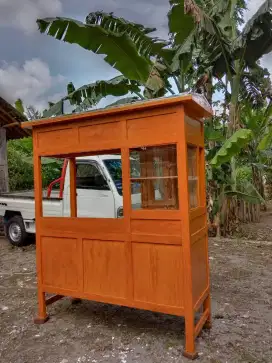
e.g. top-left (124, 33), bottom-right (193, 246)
top-left (103, 159), bottom-right (140, 196)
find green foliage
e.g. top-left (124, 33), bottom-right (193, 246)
top-left (7, 138), bottom-right (62, 191)
top-left (85, 11), bottom-right (167, 58)
top-left (67, 76), bottom-right (141, 106)
top-left (41, 162), bottom-right (62, 188)
top-left (33, 1), bottom-right (272, 236)
top-left (14, 99), bottom-right (25, 115)
top-left (236, 166), bottom-right (252, 184)
top-left (168, 0), bottom-right (194, 45)
top-left (37, 0), bottom-right (272, 117)
top-left (8, 142), bottom-right (34, 191)
top-left (37, 17), bottom-right (152, 84)
top-left (235, 0), bottom-right (272, 66)
top-left (258, 126), bottom-right (272, 151)
top-left (43, 101), bottom-right (64, 118)
top-left (205, 127), bottom-right (225, 142)
top-left (225, 190), bottom-right (261, 205)
top-left (43, 76), bottom-right (142, 117)
top-left (211, 129), bottom-right (253, 167)
top-left (105, 97), bottom-right (139, 108)
top-left (240, 65), bottom-right (272, 108)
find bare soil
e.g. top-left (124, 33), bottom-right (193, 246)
top-left (237, 208), bottom-right (272, 242)
top-left (0, 234), bottom-right (271, 363)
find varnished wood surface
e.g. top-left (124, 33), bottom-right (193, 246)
top-left (22, 94), bottom-right (212, 129)
top-left (31, 96), bottom-right (211, 358)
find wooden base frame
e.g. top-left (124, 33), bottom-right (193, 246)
top-left (34, 288), bottom-right (211, 359)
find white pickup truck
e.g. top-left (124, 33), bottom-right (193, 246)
top-left (0, 154), bottom-right (141, 247)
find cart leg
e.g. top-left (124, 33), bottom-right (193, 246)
top-left (34, 291), bottom-right (49, 324)
top-left (203, 294), bottom-right (212, 330)
top-left (183, 315), bottom-right (198, 360)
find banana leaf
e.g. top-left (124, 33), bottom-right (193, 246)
top-left (37, 17), bottom-right (151, 83)
top-left (211, 129), bottom-right (253, 167)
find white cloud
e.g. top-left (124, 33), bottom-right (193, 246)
top-left (0, 0), bottom-right (62, 34)
top-left (0, 58), bottom-right (65, 110)
top-left (245, 0), bottom-right (265, 21)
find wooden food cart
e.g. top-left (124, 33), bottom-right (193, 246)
top-left (23, 94), bottom-right (212, 359)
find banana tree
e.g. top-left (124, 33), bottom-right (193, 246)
top-left (240, 102), bottom-right (272, 199)
top-left (36, 1), bottom-right (225, 115)
top-left (37, 14), bottom-right (172, 116)
top-left (206, 99), bottom-right (272, 234)
top-left (42, 75), bottom-right (144, 117)
top-left (205, 122), bottom-right (267, 236)
top-left (37, 1), bottom-right (272, 116)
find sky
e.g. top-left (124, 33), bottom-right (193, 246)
top-left (0, 0), bottom-right (269, 111)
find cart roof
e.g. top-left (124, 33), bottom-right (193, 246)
top-left (22, 93), bottom-right (212, 130)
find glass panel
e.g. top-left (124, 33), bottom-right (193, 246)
top-left (129, 145), bottom-right (179, 210)
top-left (187, 146), bottom-right (198, 209)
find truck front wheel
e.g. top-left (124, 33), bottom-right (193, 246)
top-left (5, 216), bottom-right (28, 247)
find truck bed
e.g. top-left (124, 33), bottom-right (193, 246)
top-left (0, 190), bottom-right (63, 220)
top-left (0, 189), bottom-right (61, 200)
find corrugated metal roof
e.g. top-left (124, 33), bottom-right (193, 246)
top-left (0, 97), bottom-right (31, 139)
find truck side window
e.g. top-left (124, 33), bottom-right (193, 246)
top-left (76, 163), bottom-right (109, 190)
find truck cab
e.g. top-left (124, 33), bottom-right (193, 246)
top-left (63, 155), bottom-right (125, 219)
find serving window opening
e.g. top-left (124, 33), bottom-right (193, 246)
top-left (74, 151), bottom-right (123, 219)
top-left (42, 151), bottom-right (125, 219)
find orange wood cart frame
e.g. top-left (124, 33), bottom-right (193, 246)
top-left (23, 94), bottom-right (212, 359)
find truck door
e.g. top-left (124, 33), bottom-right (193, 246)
top-left (76, 161), bottom-right (115, 218)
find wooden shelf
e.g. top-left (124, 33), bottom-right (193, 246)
top-left (130, 176), bottom-right (178, 181)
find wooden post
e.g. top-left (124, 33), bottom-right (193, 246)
top-left (199, 147), bottom-right (212, 330)
top-left (0, 128), bottom-right (9, 193)
top-left (69, 158), bottom-right (77, 217)
top-left (33, 138), bottom-right (48, 324)
top-left (177, 107), bottom-right (197, 360)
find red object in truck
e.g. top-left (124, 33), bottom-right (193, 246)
top-left (46, 159), bottom-right (69, 198)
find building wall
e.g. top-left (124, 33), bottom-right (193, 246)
top-left (0, 129), bottom-right (9, 193)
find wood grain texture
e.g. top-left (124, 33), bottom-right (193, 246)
top-left (190, 214), bottom-right (206, 235)
top-left (37, 128), bottom-right (75, 153)
top-left (191, 237), bottom-right (208, 305)
top-left (83, 239), bottom-right (127, 298)
top-left (185, 116), bottom-right (204, 147)
top-left (69, 158), bottom-right (77, 218)
top-left (132, 243), bottom-right (184, 307)
top-left (131, 219), bottom-right (181, 235)
top-left (79, 121), bottom-right (122, 150)
top-left (30, 95), bottom-right (211, 357)
top-left (127, 111), bottom-right (179, 145)
top-left (41, 236), bottom-right (80, 291)
top-left (40, 217), bottom-right (127, 241)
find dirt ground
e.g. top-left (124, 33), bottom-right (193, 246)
top-left (238, 205), bottom-right (272, 242)
top-left (0, 234), bottom-right (271, 363)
